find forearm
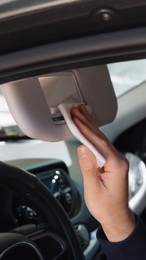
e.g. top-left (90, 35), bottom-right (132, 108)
top-left (97, 215), bottom-right (146, 260)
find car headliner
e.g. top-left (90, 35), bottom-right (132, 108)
top-left (0, 1), bottom-right (146, 84)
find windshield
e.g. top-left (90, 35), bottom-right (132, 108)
top-left (0, 88), bottom-right (26, 139)
top-left (0, 59), bottom-right (146, 138)
top-left (108, 59), bottom-right (146, 97)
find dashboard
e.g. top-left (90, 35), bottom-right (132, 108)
top-left (1, 139), bottom-right (100, 259)
top-left (12, 160), bottom-right (80, 227)
top-left (1, 116), bottom-right (146, 259)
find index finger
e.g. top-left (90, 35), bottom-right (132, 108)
top-left (73, 115), bottom-right (118, 160)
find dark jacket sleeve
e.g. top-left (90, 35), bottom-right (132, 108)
top-left (97, 215), bottom-right (146, 260)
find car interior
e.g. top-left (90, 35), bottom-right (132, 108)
top-left (0, 1), bottom-right (146, 260)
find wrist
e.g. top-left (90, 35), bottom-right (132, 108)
top-left (101, 210), bottom-right (136, 242)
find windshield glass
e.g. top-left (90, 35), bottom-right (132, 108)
top-left (0, 87), bottom-right (15, 127)
top-left (0, 87), bottom-right (25, 138)
top-left (108, 59), bottom-right (146, 97)
top-left (0, 59), bottom-right (146, 136)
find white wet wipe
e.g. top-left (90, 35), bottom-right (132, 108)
top-left (58, 103), bottom-right (106, 168)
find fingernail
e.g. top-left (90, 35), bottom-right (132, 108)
top-left (79, 146), bottom-right (89, 158)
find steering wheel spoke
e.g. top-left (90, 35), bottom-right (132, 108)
top-left (31, 230), bottom-right (68, 260)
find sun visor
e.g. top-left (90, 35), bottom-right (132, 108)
top-left (1, 65), bottom-right (117, 141)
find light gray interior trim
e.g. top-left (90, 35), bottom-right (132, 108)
top-left (84, 229), bottom-right (100, 260)
top-left (129, 158), bottom-right (146, 215)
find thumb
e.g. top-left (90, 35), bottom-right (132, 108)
top-left (78, 145), bottom-right (100, 189)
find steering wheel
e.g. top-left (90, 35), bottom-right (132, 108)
top-left (0, 162), bottom-right (84, 260)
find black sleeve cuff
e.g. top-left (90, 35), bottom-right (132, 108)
top-left (97, 215), bottom-right (146, 260)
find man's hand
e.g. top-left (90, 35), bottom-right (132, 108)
top-left (71, 104), bottom-right (135, 242)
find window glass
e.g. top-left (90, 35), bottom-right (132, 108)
top-left (108, 59), bottom-right (146, 97)
top-left (0, 87), bottom-right (16, 127)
